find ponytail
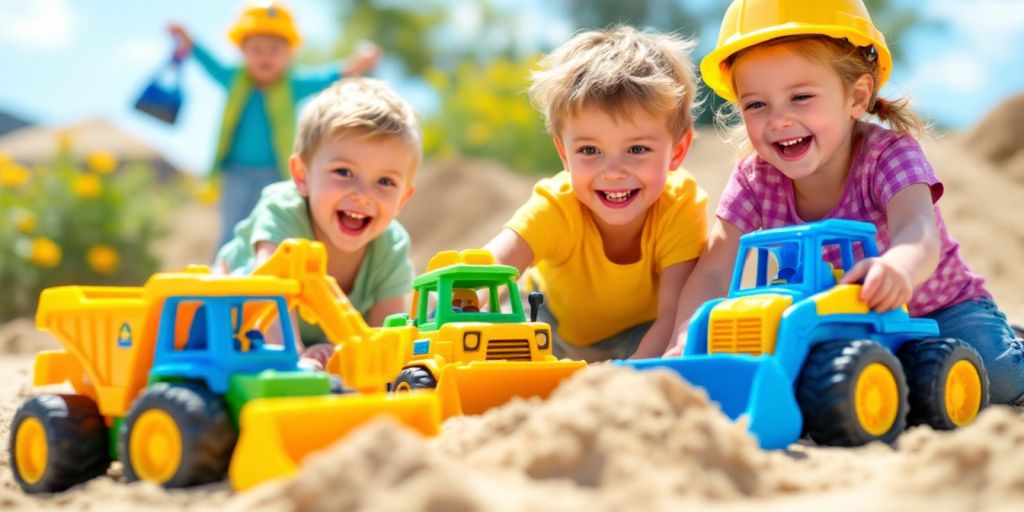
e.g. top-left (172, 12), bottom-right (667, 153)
top-left (868, 95), bottom-right (925, 137)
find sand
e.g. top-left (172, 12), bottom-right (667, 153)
top-left (2, 98), bottom-right (1024, 510)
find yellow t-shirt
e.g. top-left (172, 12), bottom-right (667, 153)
top-left (506, 170), bottom-right (707, 346)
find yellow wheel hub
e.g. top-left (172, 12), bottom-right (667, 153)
top-left (14, 417), bottom-right (48, 485)
top-left (854, 362), bottom-right (900, 436)
top-left (130, 409), bottom-right (182, 484)
top-left (945, 360), bottom-right (982, 426)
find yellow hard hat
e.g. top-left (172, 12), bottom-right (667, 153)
top-left (700, 0), bottom-right (891, 102)
top-left (228, 1), bottom-right (301, 48)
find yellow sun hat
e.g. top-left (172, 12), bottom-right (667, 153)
top-left (700, 0), bottom-right (892, 103)
top-left (228, 1), bottom-right (302, 48)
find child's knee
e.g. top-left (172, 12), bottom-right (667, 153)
top-left (985, 338), bottom-right (1024, 404)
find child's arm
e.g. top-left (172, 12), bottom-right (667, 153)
top-left (629, 260), bottom-right (697, 359)
top-left (366, 295), bottom-right (409, 326)
top-left (484, 228), bottom-right (534, 275)
top-left (839, 184), bottom-right (939, 311)
top-left (483, 228), bottom-right (534, 308)
top-left (663, 218), bottom-right (744, 356)
top-left (167, 24), bottom-right (233, 87)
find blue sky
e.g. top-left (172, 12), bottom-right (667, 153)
top-left (1, 0), bottom-right (1022, 174)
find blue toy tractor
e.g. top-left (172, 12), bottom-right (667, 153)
top-left (620, 219), bottom-right (989, 448)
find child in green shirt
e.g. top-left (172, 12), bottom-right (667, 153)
top-left (216, 77), bottom-right (420, 366)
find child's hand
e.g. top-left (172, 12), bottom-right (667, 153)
top-left (167, 23), bottom-right (193, 59)
top-left (839, 257), bottom-right (913, 312)
top-left (300, 343), bottom-right (336, 371)
top-left (344, 41), bottom-right (381, 77)
top-left (663, 343), bottom-right (684, 357)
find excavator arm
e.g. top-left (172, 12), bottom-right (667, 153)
top-left (249, 239), bottom-right (406, 393)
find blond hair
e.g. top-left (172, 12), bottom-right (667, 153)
top-left (717, 35), bottom-right (925, 152)
top-left (295, 77), bottom-right (422, 167)
top-left (529, 25), bottom-right (698, 141)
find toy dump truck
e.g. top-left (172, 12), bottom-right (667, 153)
top-left (9, 240), bottom-right (439, 494)
top-left (382, 249), bottom-right (586, 419)
top-left (621, 220), bottom-right (989, 449)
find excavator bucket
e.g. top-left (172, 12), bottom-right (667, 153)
top-left (229, 392), bottom-right (441, 491)
top-left (619, 355), bottom-right (802, 449)
top-left (435, 359), bottom-right (587, 419)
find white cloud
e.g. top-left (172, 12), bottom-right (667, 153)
top-left (0, 0), bottom-right (75, 50)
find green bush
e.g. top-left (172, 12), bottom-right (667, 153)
top-left (421, 57), bottom-right (563, 174)
top-left (0, 146), bottom-right (177, 321)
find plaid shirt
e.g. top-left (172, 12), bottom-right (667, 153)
top-left (717, 121), bottom-right (990, 316)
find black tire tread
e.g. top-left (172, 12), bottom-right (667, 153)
top-left (119, 382), bottom-right (236, 488)
top-left (897, 337), bottom-right (990, 430)
top-left (797, 340), bottom-right (908, 446)
top-left (9, 394), bottom-right (110, 493)
top-left (392, 366), bottom-right (437, 391)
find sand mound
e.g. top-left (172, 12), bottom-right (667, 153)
top-left (963, 93), bottom-right (1024, 172)
top-left (398, 157), bottom-right (536, 271)
top-left (0, 318), bottom-right (58, 355)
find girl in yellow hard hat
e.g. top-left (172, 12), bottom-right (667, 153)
top-left (167, 1), bottom-right (382, 247)
top-left (668, 0), bottom-right (1024, 406)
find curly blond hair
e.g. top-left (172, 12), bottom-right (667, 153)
top-left (294, 77), bottom-right (422, 166)
top-left (529, 25), bottom-right (698, 140)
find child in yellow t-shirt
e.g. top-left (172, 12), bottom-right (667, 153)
top-left (485, 26), bottom-right (708, 362)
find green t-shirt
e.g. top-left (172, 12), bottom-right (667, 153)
top-left (215, 180), bottom-right (414, 341)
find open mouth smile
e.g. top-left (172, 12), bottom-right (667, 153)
top-left (773, 135), bottom-right (812, 160)
top-left (337, 210), bottom-right (372, 236)
top-left (597, 189), bottom-right (639, 209)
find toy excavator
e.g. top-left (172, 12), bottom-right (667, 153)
top-left (8, 240), bottom-right (581, 494)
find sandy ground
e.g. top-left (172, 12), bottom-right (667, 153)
top-left (2, 95), bottom-right (1024, 510)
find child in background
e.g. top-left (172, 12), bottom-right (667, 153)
top-left (666, 0), bottom-right (1024, 404)
top-left (485, 26), bottom-right (708, 362)
top-left (216, 78), bottom-right (420, 366)
top-left (169, 1), bottom-right (381, 246)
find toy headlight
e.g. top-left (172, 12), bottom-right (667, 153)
top-left (463, 331), bottom-right (481, 351)
top-left (536, 330), bottom-right (549, 350)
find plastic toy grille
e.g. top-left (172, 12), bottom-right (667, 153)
top-left (486, 339), bottom-right (532, 361)
top-left (709, 317), bottom-right (765, 355)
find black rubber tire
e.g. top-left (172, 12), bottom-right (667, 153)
top-left (8, 394), bottom-right (110, 493)
top-left (797, 340), bottom-right (908, 446)
top-left (391, 366), bottom-right (437, 392)
top-left (120, 382), bottom-right (236, 488)
top-left (898, 337), bottom-right (989, 430)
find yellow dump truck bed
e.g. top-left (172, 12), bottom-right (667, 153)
top-left (34, 285), bottom-right (156, 419)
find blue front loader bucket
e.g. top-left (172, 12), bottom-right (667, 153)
top-left (618, 355), bottom-right (802, 449)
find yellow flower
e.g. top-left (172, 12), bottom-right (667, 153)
top-left (87, 245), bottom-right (120, 275)
top-left (29, 237), bottom-right (61, 268)
top-left (196, 181), bottom-right (220, 205)
top-left (0, 162), bottom-right (30, 189)
top-left (466, 121), bottom-right (492, 146)
top-left (15, 212), bottom-right (35, 233)
top-left (73, 173), bottom-right (103, 198)
top-left (86, 151), bottom-right (118, 174)
top-left (0, 152), bottom-right (11, 165)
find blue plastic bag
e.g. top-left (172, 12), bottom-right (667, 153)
top-left (134, 53), bottom-right (183, 124)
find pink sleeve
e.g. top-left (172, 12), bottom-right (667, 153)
top-left (871, 134), bottom-right (943, 207)
top-left (715, 158), bottom-right (762, 233)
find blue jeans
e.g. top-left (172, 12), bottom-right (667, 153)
top-left (219, 165), bottom-right (283, 247)
top-left (537, 305), bottom-right (652, 362)
top-left (925, 297), bottom-right (1024, 405)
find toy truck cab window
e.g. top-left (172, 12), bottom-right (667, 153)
top-left (735, 241), bottom-right (803, 290)
top-left (167, 297), bottom-right (290, 354)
